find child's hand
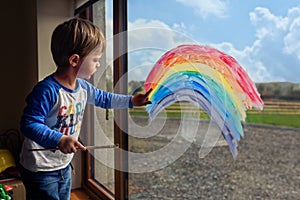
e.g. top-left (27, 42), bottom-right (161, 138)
top-left (132, 89), bottom-right (152, 106)
top-left (58, 135), bottom-right (87, 154)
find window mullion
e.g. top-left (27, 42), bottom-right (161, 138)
top-left (113, 0), bottom-right (128, 199)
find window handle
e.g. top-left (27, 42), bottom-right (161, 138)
top-left (106, 109), bottom-right (109, 120)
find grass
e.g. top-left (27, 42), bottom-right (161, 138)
top-left (245, 113), bottom-right (300, 128)
top-left (130, 106), bottom-right (300, 129)
top-left (129, 109), bottom-right (210, 119)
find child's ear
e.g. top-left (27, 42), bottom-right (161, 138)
top-left (69, 54), bottom-right (80, 67)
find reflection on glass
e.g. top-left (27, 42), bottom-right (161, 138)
top-left (92, 0), bottom-right (115, 194)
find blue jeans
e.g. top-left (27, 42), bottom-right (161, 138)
top-left (19, 164), bottom-right (72, 200)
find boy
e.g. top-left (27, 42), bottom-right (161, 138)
top-left (19, 18), bottom-right (151, 200)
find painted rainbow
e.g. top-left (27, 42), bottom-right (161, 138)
top-left (144, 44), bottom-right (263, 157)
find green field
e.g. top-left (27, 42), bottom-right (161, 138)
top-left (130, 111), bottom-right (300, 128)
top-left (130, 100), bottom-right (300, 129)
top-left (245, 113), bottom-right (300, 128)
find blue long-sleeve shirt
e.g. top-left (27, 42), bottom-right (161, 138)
top-left (20, 74), bottom-right (132, 172)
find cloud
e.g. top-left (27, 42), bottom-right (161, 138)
top-left (128, 19), bottom-right (194, 50)
top-left (214, 6), bottom-right (300, 83)
top-left (283, 7), bottom-right (300, 60)
top-left (103, 18), bottom-right (197, 81)
top-left (115, 5), bottom-right (300, 83)
top-left (213, 42), bottom-right (274, 83)
top-left (126, 19), bottom-right (198, 81)
top-left (176, 0), bottom-right (229, 19)
top-left (248, 6), bottom-right (300, 83)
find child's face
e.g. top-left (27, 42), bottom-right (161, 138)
top-left (77, 47), bottom-right (103, 79)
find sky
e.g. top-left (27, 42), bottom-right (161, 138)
top-left (120, 0), bottom-right (300, 83)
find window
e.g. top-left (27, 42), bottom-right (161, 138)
top-left (76, 0), bottom-right (128, 199)
top-left (78, 1), bottom-right (300, 200)
top-left (77, 1), bottom-right (204, 199)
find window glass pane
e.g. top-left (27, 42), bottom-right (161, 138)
top-left (127, 1), bottom-right (300, 199)
top-left (127, 1), bottom-right (205, 199)
top-left (92, 0), bottom-right (115, 194)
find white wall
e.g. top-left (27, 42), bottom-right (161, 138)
top-left (37, 0), bottom-right (74, 80)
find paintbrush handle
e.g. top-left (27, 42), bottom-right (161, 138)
top-left (85, 144), bottom-right (118, 149)
top-left (29, 144), bottom-right (118, 151)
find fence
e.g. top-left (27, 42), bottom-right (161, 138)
top-left (130, 99), bottom-right (300, 115)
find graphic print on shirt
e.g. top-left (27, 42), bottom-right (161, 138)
top-left (51, 100), bottom-right (85, 135)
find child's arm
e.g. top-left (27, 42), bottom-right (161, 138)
top-left (20, 83), bottom-right (63, 149)
top-left (80, 79), bottom-right (152, 108)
